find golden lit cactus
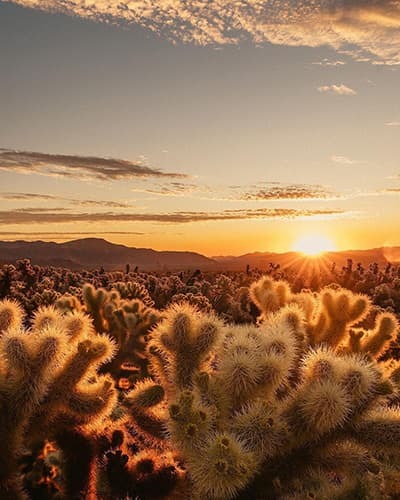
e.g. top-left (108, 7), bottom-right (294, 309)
top-left (188, 432), bottom-right (256, 499)
top-left (62, 309), bottom-right (95, 342)
top-left (231, 400), bottom-right (287, 458)
top-left (32, 304), bottom-right (63, 332)
top-left (0, 298), bottom-right (24, 334)
top-left (249, 276), bottom-right (291, 318)
top-left (146, 276), bottom-right (400, 499)
top-left (123, 378), bottom-right (167, 443)
top-left (0, 327), bottom-right (65, 497)
top-left (358, 312), bottom-right (398, 357)
top-left (56, 293), bottom-right (83, 314)
top-left (150, 302), bottom-right (222, 392)
top-left (309, 288), bottom-right (369, 346)
top-left (57, 284), bottom-right (161, 383)
top-left (113, 281), bottom-right (154, 307)
top-left (2, 274), bottom-right (400, 499)
top-left (148, 302), bottom-right (299, 498)
top-left (0, 307), bottom-right (117, 498)
top-left (250, 276), bottom-right (316, 323)
top-left (168, 388), bottom-right (215, 453)
top-left (82, 284), bottom-right (108, 333)
top-left (251, 277), bottom-right (398, 357)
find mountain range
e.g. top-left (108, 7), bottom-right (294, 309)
top-left (0, 238), bottom-right (399, 271)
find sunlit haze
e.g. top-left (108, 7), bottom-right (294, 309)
top-left (292, 234), bottom-right (336, 256)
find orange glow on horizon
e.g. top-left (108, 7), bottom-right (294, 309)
top-left (292, 234), bottom-right (336, 257)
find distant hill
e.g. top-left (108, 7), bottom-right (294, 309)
top-left (213, 247), bottom-right (400, 271)
top-left (0, 238), bottom-right (399, 272)
top-left (0, 238), bottom-right (218, 271)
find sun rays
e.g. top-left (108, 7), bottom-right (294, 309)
top-left (293, 234), bottom-right (336, 257)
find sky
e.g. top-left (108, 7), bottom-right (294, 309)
top-left (0, 0), bottom-right (399, 256)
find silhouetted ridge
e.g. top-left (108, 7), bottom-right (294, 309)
top-left (0, 239), bottom-right (217, 271)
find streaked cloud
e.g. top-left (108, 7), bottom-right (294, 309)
top-left (382, 188), bottom-right (400, 194)
top-left (239, 183), bottom-right (334, 201)
top-left (0, 149), bottom-right (187, 181)
top-left (11, 1), bottom-right (400, 64)
top-left (11, 207), bottom-right (69, 213)
top-left (318, 84), bottom-right (357, 95)
top-left (0, 207), bottom-right (348, 225)
top-left (312, 59), bottom-right (346, 67)
top-left (0, 193), bottom-right (59, 201)
top-left (131, 181), bottom-right (339, 202)
top-left (0, 231), bottom-right (145, 240)
top-left (77, 200), bottom-right (133, 208)
top-left (131, 182), bottom-right (204, 197)
top-left (331, 155), bottom-right (362, 165)
top-left (385, 121), bottom-right (400, 126)
top-left (0, 192), bottom-right (133, 208)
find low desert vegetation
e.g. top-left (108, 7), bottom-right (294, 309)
top-left (1, 261), bottom-right (400, 499)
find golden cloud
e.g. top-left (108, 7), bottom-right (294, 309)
top-left (318, 84), bottom-right (357, 95)
top-left (11, 0), bottom-right (400, 63)
top-left (0, 207), bottom-right (348, 224)
top-left (0, 149), bottom-right (186, 181)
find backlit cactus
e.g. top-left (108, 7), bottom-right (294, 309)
top-left (147, 277), bottom-right (400, 499)
top-left (1, 264), bottom-right (400, 499)
top-left (0, 299), bottom-right (117, 498)
top-left (57, 284), bottom-right (161, 385)
top-left (150, 303), bottom-right (222, 391)
top-left (0, 298), bottom-right (24, 333)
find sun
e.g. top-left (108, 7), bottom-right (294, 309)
top-left (293, 234), bottom-right (336, 257)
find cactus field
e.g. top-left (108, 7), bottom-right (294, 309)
top-left (1, 259), bottom-right (400, 499)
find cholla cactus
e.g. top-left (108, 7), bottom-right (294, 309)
top-left (2, 268), bottom-right (400, 499)
top-left (113, 281), bottom-right (155, 307)
top-left (55, 294), bottom-right (83, 314)
top-left (250, 276), bottom-right (398, 356)
top-left (123, 378), bottom-right (166, 443)
top-left (98, 380), bottom-right (182, 499)
top-left (0, 299), bottom-right (117, 498)
top-left (0, 298), bottom-right (24, 333)
top-left (57, 284), bottom-right (161, 385)
top-left (146, 279), bottom-right (400, 499)
top-left (150, 302), bottom-right (222, 391)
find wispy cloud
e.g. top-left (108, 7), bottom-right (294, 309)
top-left (131, 182), bottom-right (204, 197)
top-left (239, 184), bottom-right (337, 201)
top-left (0, 231), bottom-right (145, 240)
top-left (0, 193), bottom-right (59, 201)
top-left (11, 1), bottom-right (400, 64)
top-left (0, 192), bottom-right (134, 208)
top-left (0, 207), bottom-right (348, 225)
top-left (318, 84), bottom-right (357, 95)
top-left (0, 149), bottom-right (187, 181)
top-left (382, 188), bottom-right (400, 194)
top-left (386, 121), bottom-right (400, 126)
top-left (312, 59), bottom-right (346, 67)
top-left (11, 207), bottom-right (69, 213)
top-left (131, 182), bottom-right (339, 202)
top-left (238, 183), bottom-right (335, 201)
top-left (330, 155), bottom-right (362, 165)
top-left (76, 200), bottom-right (133, 208)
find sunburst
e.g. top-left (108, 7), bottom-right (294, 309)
top-left (293, 234), bottom-right (336, 257)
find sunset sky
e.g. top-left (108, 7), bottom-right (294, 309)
top-left (1, 1), bottom-right (399, 256)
